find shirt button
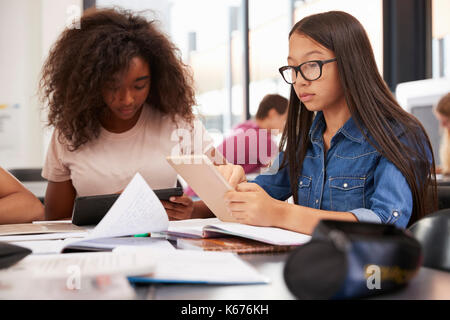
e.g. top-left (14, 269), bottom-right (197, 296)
top-left (393, 211), bottom-right (399, 217)
top-left (343, 183), bottom-right (348, 188)
top-left (315, 199), bottom-right (319, 204)
top-left (300, 181), bottom-right (303, 186)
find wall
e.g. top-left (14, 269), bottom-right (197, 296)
top-left (0, 0), bottom-right (82, 170)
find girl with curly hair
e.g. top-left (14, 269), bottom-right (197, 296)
top-left (40, 8), bottom-right (217, 220)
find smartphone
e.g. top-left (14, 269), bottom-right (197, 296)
top-left (71, 185), bottom-right (183, 226)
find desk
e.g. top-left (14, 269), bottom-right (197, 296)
top-left (135, 252), bottom-right (450, 300)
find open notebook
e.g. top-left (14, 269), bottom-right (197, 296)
top-left (166, 218), bottom-right (311, 246)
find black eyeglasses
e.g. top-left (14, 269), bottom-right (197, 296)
top-left (279, 58), bottom-right (337, 84)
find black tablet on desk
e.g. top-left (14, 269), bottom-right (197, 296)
top-left (71, 185), bottom-right (183, 226)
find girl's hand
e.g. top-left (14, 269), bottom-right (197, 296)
top-left (161, 195), bottom-right (194, 220)
top-left (224, 182), bottom-right (280, 227)
top-left (216, 164), bottom-right (247, 189)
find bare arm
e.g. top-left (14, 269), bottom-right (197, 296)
top-left (0, 167), bottom-right (44, 224)
top-left (225, 182), bottom-right (357, 235)
top-left (44, 180), bottom-right (76, 220)
top-left (274, 201), bottom-right (357, 235)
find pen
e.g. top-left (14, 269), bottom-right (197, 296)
top-left (134, 233), bottom-right (150, 237)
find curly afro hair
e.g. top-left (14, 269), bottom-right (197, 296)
top-left (40, 7), bottom-right (196, 150)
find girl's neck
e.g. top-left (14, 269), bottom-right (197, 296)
top-left (101, 107), bottom-right (143, 133)
top-left (322, 103), bottom-right (351, 137)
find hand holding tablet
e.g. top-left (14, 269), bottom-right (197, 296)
top-left (166, 155), bottom-right (239, 222)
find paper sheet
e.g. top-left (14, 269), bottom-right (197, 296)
top-left (88, 173), bottom-right (169, 239)
top-left (0, 232), bottom-right (87, 242)
top-left (0, 222), bottom-right (85, 236)
top-left (10, 239), bottom-right (77, 254)
top-left (1, 250), bottom-right (155, 278)
top-left (128, 249), bottom-right (270, 284)
top-left (206, 222), bottom-right (312, 246)
top-left (167, 218), bottom-right (222, 238)
top-left (66, 237), bottom-right (176, 252)
top-left (0, 275), bottom-right (135, 300)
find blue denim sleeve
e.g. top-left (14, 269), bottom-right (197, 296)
top-left (349, 155), bottom-right (413, 228)
top-left (251, 152), bottom-right (293, 201)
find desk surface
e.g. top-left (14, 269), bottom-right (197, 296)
top-left (136, 252), bottom-right (450, 300)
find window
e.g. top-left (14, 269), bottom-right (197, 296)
top-left (294, 0), bottom-right (383, 75)
top-left (432, 0), bottom-right (450, 78)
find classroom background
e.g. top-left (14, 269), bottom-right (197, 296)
top-left (1, 0), bottom-right (450, 304)
top-left (1, 0), bottom-right (449, 175)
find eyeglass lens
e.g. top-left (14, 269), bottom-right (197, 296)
top-left (282, 61), bottom-right (321, 83)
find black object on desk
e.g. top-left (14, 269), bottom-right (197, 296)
top-left (408, 208), bottom-right (450, 272)
top-left (283, 220), bottom-right (422, 300)
top-left (0, 242), bottom-right (32, 269)
top-left (71, 185), bottom-right (183, 226)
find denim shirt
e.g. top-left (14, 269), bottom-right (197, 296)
top-left (253, 111), bottom-right (413, 228)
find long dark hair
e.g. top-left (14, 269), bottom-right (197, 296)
top-left (39, 8), bottom-right (196, 151)
top-left (279, 11), bottom-right (437, 225)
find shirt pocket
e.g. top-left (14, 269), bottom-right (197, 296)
top-left (298, 175), bottom-right (312, 206)
top-left (329, 177), bottom-right (366, 211)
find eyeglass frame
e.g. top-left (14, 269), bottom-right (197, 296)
top-left (278, 58), bottom-right (337, 84)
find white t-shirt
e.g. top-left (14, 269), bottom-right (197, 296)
top-left (42, 104), bottom-right (214, 196)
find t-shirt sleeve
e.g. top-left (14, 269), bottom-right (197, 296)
top-left (41, 130), bottom-right (71, 182)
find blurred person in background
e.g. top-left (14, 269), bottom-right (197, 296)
top-left (434, 92), bottom-right (450, 175)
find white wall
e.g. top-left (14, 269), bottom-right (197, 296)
top-left (0, 0), bottom-right (82, 170)
top-left (0, 0), bottom-right (42, 169)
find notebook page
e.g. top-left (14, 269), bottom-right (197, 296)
top-left (205, 222), bottom-right (312, 246)
top-left (88, 173), bottom-right (169, 239)
top-left (167, 218), bottom-right (221, 238)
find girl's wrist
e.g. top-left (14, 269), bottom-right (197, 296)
top-left (270, 199), bottom-right (291, 229)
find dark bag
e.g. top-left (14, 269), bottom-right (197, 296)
top-left (0, 241), bottom-right (31, 269)
top-left (283, 220), bottom-right (422, 299)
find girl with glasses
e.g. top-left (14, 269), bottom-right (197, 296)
top-left (217, 11), bottom-right (436, 234)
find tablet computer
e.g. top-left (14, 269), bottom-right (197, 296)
top-left (71, 185), bottom-right (183, 226)
top-left (166, 154), bottom-right (234, 222)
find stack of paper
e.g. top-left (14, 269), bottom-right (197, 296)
top-left (125, 248), bottom-right (270, 285)
top-left (0, 222), bottom-right (87, 242)
top-left (0, 250), bottom-right (156, 279)
top-left (0, 274), bottom-right (136, 300)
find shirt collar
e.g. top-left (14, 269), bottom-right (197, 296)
top-left (309, 111), bottom-right (367, 144)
